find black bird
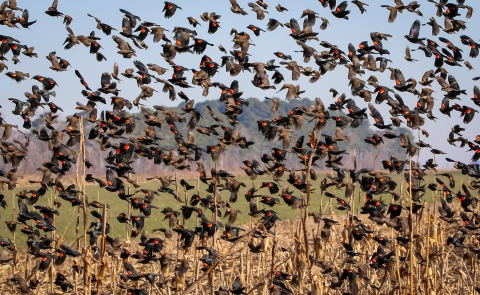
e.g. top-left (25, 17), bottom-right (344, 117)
top-left (163, 2), bottom-right (182, 18)
top-left (404, 20), bottom-right (425, 45)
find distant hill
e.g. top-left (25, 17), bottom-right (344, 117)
top-left (22, 97), bottom-right (412, 178)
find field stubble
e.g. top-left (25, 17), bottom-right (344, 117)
top-left (1, 170), bottom-right (479, 295)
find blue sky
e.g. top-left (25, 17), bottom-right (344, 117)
top-left (2, 0), bottom-right (480, 167)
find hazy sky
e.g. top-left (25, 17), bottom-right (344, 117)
top-left (2, 0), bottom-right (480, 168)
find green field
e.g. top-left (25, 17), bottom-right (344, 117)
top-left (1, 169), bottom-right (468, 247)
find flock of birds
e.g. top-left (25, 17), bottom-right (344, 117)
top-left (0, 0), bottom-right (480, 294)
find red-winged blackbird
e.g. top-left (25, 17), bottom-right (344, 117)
top-left (332, 1), bottom-right (350, 19)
